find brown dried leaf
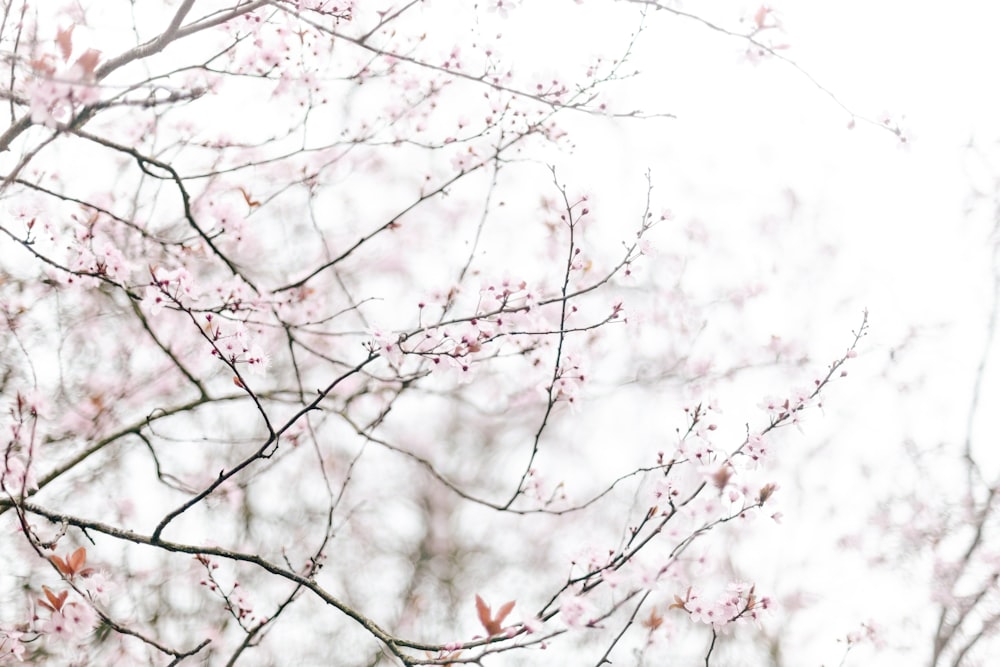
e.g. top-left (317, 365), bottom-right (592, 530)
top-left (239, 187), bottom-right (261, 208)
top-left (642, 608), bottom-right (664, 630)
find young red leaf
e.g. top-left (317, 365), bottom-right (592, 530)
top-left (754, 6), bottom-right (769, 29)
top-left (56, 26), bottom-right (74, 62)
top-left (475, 594), bottom-right (515, 636)
top-left (494, 600), bottom-right (516, 626)
top-left (475, 594), bottom-right (492, 633)
top-left (51, 546), bottom-right (92, 579)
top-left (39, 586), bottom-right (68, 612)
top-left (642, 608), bottom-right (664, 630)
top-left (50, 554), bottom-right (70, 576)
top-left (73, 49), bottom-right (102, 78)
top-left (68, 546), bottom-right (87, 573)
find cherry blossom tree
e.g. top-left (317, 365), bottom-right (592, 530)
top-left (0, 1), bottom-right (891, 665)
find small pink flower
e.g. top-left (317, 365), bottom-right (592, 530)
top-left (245, 346), bottom-right (271, 376)
top-left (42, 599), bottom-right (95, 641)
top-left (60, 601), bottom-right (96, 637)
top-left (83, 570), bottom-right (115, 604)
top-left (0, 629), bottom-right (25, 661)
top-left (372, 328), bottom-right (404, 367)
top-left (485, 0), bottom-right (518, 18)
top-left (559, 594), bottom-right (595, 628)
top-left (521, 616), bottom-right (545, 634)
top-left (744, 433), bottom-right (768, 465)
top-left (144, 285), bottom-right (169, 316)
top-left (688, 600), bottom-right (719, 625)
top-left (451, 146), bottom-right (479, 172)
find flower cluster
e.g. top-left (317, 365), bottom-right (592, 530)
top-left (670, 582), bottom-right (771, 629)
top-left (33, 548), bottom-right (106, 650)
top-left (146, 267), bottom-right (195, 316)
top-left (206, 316), bottom-right (270, 377)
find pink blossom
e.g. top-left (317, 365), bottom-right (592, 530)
top-left (82, 570), bottom-right (115, 605)
top-left (485, 0), bottom-right (519, 18)
top-left (147, 267), bottom-right (196, 314)
top-left (97, 242), bottom-right (129, 280)
top-left (846, 620), bottom-right (882, 648)
top-left (0, 629), bottom-right (25, 661)
top-left (678, 434), bottom-right (713, 464)
top-left (25, 76), bottom-right (100, 127)
top-left (246, 345), bottom-right (271, 376)
top-left (744, 433), bottom-right (768, 466)
top-left (758, 394), bottom-right (784, 420)
top-left (1, 456), bottom-right (37, 494)
top-left (372, 328), bottom-right (405, 367)
top-left (726, 581), bottom-right (753, 597)
top-left (601, 568), bottom-right (625, 589)
top-left (451, 146), bottom-right (480, 172)
top-left (144, 285), bottom-right (169, 316)
top-left (789, 385), bottom-right (812, 410)
top-left (687, 599), bottom-right (719, 625)
top-left (43, 600), bottom-right (96, 641)
top-left (559, 594), bottom-right (595, 628)
top-left (521, 616), bottom-right (545, 634)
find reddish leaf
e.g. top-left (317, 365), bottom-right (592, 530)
top-left (29, 55), bottom-right (56, 75)
top-left (475, 594), bottom-right (515, 636)
top-left (73, 48), bottom-right (102, 78)
top-left (475, 594), bottom-right (491, 632)
top-left (753, 6), bottom-right (769, 29)
top-left (50, 553), bottom-right (69, 576)
top-left (643, 608), bottom-right (664, 630)
top-left (49, 547), bottom-right (94, 579)
top-left (56, 25), bottom-right (74, 62)
top-left (668, 594), bottom-right (688, 611)
top-left (39, 585), bottom-right (68, 612)
top-left (68, 546), bottom-right (86, 572)
top-left (50, 546), bottom-right (93, 579)
top-left (495, 600), bottom-right (516, 625)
